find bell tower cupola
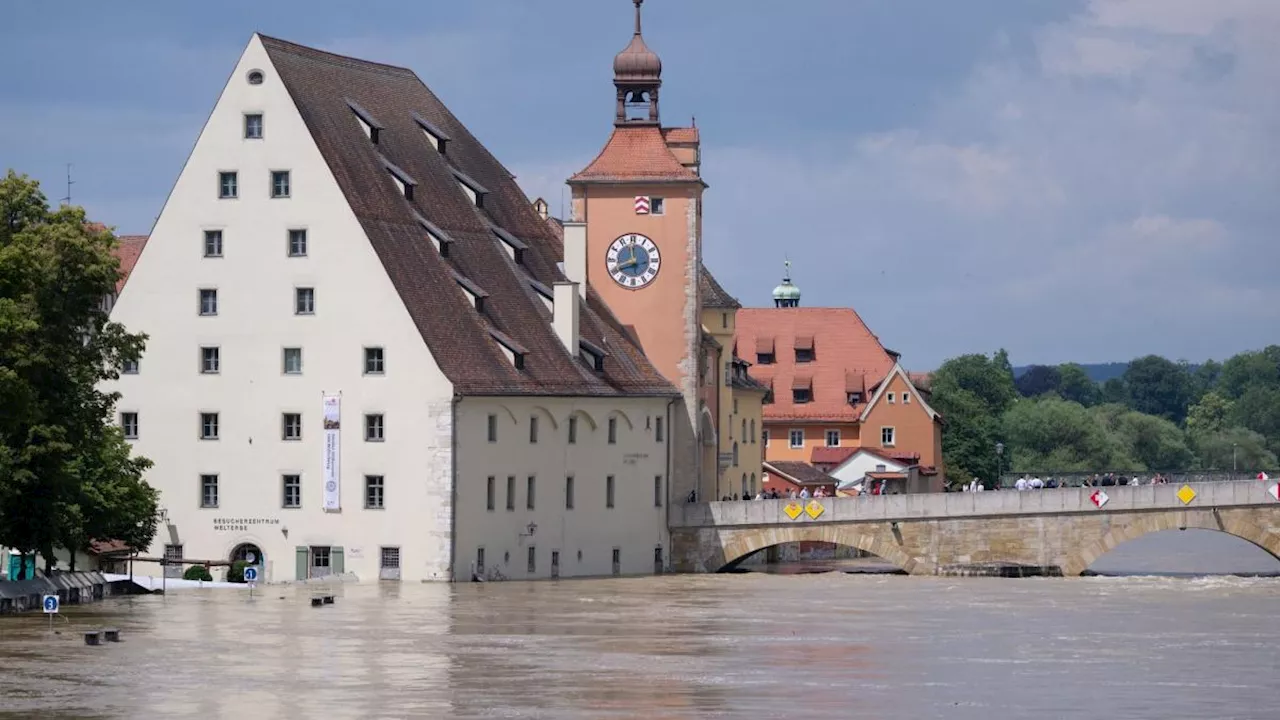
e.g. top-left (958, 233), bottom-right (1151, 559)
top-left (773, 260), bottom-right (802, 308)
top-left (614, 0), bottom-right (662, 126)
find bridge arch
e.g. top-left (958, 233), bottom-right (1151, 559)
top-left (717, 525), bottom-right (933, 575)
top-left (1062, 509), bottom-right (1280, 576)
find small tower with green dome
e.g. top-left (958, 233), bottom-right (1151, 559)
top-left (772, 259), bottom-right (801, 308)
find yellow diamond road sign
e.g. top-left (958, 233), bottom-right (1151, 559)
top-left (1176, 485), bottom-right (1197, 505)
top-left (783, 501), bottom-right (803, 520)
top-left (805, 500), bottom-right (825, 519)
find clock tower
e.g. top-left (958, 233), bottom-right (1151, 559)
top-left (566, 0), bottom-right (711, 499)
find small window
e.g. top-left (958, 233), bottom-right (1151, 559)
top-left (506, 476), bottom-right (515, 511)
top-left (486, 476), bottom-right (495, 511)
top-left (756, 352), bottom-right (775, 365)
top-left (200, 412), bottom-right (219, 440)
top-left (788, 429), bottom-right (804, 449)
top-left (364, 347), bottom-right (385, 375)
top-left (847, 392), bottom-right (862, 405)
top-left (282, 413), bottom-right (302, 441)
top-left (529, 416), bottom-right (539, 444)
top-left (762, 429), bottom-right (770, 447)
top-left (741, 418), bottom-right (746, 439)
top-left (568, 416), bottom-right (577, 444)
top-left (825, 429), bottom-right (840, 447)
top-left (365, 413), bottom-right (385, 442)
top-left (655, 416), bottom-right (664, 443)
top-left (881, 426), bottom-right (896, 447)
top-left (486, 413), bottom-right (497, 442)
top-left (750, 419), bottom-right (756, 443)
top-left (120, 411), bottom-right (139, 439)
top-left (887, 392), bottom-right (896, 405)
top-left (283, 474), bottom-right (301, 508)
top-left (203, 230), bottom-right (223, 257)
top-left (721, 312), bottom-right (728, 329)
top-left (200, 474), bottom-right (219, 508)
top-left (218, 172), bottom-right (238, 199)
top-left (288, 229), bottom-right (308, 257)
top-left (792, 388), bottom-right (812, 404)
top-left (476, 547), bottom-right (485, 575)
top-left (283, 347), bottom-right (303, 374)
top-left (271, 170), bottom-right (291, 198)
top-left (606, 475), bottom-right (616, 509)
top-left (526, 476), bottom-right (536, 510)
top-left (796, 348), bottom-right (815, 363)
top-left (904, 392), bottom-right (912, 404)
top-left (527, 546), bottom-right (536, 574)
top-left (365, 475), bottom-right (385, 509)
top-left (608, 417), bottom-right (617, 444)
top-left (650, 197), bottom-right (665, 215)
top-left (200, 346), bottom-right (220, 374)
top-left (122, 358), bottom-right (139, 375)
top-left (654, 476), bottom-right (663, 507)
top-left (199, 288), bottom-right (218, 316)
top-left (244, 113), bottom-right (263, 139)
top-left (565, 476), bottom-right (575, 510)
top-left (294, 287), bottom-right (315, 315)
top-left (612, 548), bottom-right (621, 577)
top-left (732, 442), bottom-right (739, 466)
top-left (246, 69), bottom-right (264, 85)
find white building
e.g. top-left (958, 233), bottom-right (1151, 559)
top-left (106, 34), bottom-right (682, 583)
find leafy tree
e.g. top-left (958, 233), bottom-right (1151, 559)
top-left (1228, 385), bottom-right (1280, 455)
top-left (932, 352), bottom-right (1018, 483)
top-left (1192, 359), bottom-right (1222, 399)
top-left (1057, 363), bottom-right (1099, 406)
top-left (1217, 349), bottom-right (1280, 399)
top-left (1186, 392), bottom-right (1233, 436)
top-left (1103, 409), bottom-right (1193, 470)
top-left (1188, 426), bottom-right (1277, 471)
top-left (1122, 355), bottom-right (1194, 423)
top-left (1002, 396), bottom-right (1134, 471)
top-left (1015, 365), bottom-right (1061, 398)
top-left (0, 170), bottom-right (155, 570)
top-left (1099, 377), bottom-right (1127, 405)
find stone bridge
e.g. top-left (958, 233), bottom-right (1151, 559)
top-left (669, 481), bottom-right (1280, 576)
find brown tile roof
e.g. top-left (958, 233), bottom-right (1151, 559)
top-left (113, 235), bottom-right (148, 293)
top-left (661, 126), bottom-right (699, 144)
top-left (569, 125), bottom-right (702, 184)
top-left (908, 371), bottom-right (933, 392)
top-left (810, 446), bottom-right (918, 467)
top-left (260, 36), bottom-right (676, 398)
top-left (736, 308), bottom-right (896, 422)
top-left (765, 460), bottom-right (838, 486)
top-left (700, 265), bottom-right (740, 308)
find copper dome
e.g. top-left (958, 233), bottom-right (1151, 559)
top-left (613, 0), bottom-right (661, 82)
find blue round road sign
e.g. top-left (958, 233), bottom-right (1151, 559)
top-left (42, 595), bottom-right (59, 613)
top-left (243, 566), bottom-right (258, 583)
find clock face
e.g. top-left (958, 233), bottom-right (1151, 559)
top-left (606, 233), bottom-right (661, 289)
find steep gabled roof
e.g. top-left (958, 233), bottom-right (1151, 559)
top-left (260, 35), bottom-right (675, 397)
top-left (700, 265), bottom-right (740, 309)
top-left (569, 125), bottom-right (701, 184)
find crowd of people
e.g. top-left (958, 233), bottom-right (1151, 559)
top-left (956, 473), bottom-right (1175, 491)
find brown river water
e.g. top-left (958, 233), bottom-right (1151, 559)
top-left (2, 530), bottom-right (1278, 719)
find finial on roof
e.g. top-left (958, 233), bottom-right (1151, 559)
top-left (613, 0), bottom-right (663, 124)
top-left (773, 258), bottom-right (801, 307)
top-left (634, 0), bottom-right (644, 34)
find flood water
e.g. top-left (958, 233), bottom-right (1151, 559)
top-left (2, 530), bottom-right (1277, 719)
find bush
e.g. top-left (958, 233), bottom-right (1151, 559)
top-left (226, 560), bottom-right (249, 583)
top-left (183, 565), bottom-right (213, 582)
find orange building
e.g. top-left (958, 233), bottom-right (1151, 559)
top-left (735, 264), bottom-right (944, 478)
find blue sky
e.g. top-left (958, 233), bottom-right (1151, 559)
top-left (2, 0), bottom-right (1276, 369)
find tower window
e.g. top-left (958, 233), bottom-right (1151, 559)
top-left (650, 197), bottom-right (665, 215)
top-left (246, 70), bottom-right (264, 85)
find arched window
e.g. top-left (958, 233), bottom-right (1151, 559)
top-left (741, 473), bottom-right (748, 497)
top-left (750, 419), bottom-right (756, 443)
top-left (247, 69), bottom-right (264, 85)
top-left (741, 419), bottom-right (747, 440)
top-left (732, 441), bottom-right (739, 466)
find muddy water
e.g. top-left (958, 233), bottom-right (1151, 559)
top-left (1, 531), bottom-right (1277, 719)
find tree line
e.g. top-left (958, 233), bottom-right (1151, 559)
top-left (930, 347), bottom-right (1280, 486)
top-left (0, 171), bottom-right (158, 575)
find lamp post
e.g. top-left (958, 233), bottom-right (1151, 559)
top-left (994, 442), bottom-right (1004, 490)
top-left (1232, 443), bottom-right (1238, 480)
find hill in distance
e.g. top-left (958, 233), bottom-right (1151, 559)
top-left (1013, 362), bottom-right (1129, 383)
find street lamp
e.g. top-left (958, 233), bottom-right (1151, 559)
top-left (1233, 443), bottom-right (1238, 479)
top-left (994, 442), bottom-right (1005, 490)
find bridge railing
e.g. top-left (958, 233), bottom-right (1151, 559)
top-left (996, 469), bottom-right (1272, 488)
top-left (670, 480), bottom-right (1276, 528)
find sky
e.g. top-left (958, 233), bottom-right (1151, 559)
top-left (2, 0), bottom-right (1276, 369)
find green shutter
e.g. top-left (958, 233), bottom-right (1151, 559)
top-left (331, 546), bottom-right (344, 575)
top-left (295, 546), bottom-right (308, 581)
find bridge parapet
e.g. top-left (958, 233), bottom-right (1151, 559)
top-left (672, 480), bottom-right (1275, 529)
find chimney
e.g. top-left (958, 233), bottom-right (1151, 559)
top-left (562, 221), bottom-right (587, 300)
top-left (553, 281), bottom-right (580, 357)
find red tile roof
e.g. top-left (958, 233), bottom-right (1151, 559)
top-left (765, 460), bottom-right (838, 486)
top-left (736, 308), bottom-right (896, 422)
top-left (569, 125), bottom-right (701, 184)
top-left (661, 126), bottom-right (699, 144)
top-left (113, 235), bottom-right (148, 293)
top-left (809, 446), bottom-right (859, 466)
top-left (700, 265), bottom-right (740, 308)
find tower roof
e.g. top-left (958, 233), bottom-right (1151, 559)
top-left (772, 260), bottom-right (802, 302)
top-left (614, 0), bottom-right (662, 82)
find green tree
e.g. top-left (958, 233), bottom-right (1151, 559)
top-left (1188, 426), bottom-right (1277, 471)
top-left (1015, 365), bottom-right (1061, 398)
top-left (1099, 377), bottom-right (1127, 405)
top-left (1056, 363), bottom-right (1099, 406)
top-left (932, 352), bottom-right (1018, 483)
top-left (1104, 409), bottom-right (1193, 470)
top-left (1228, 385), bottom-right (1280, 455)
top-left (1122, 355), bottom-right (1194, 423)
top-left (1002, 396), bottom-right (1135, 471)
top-left (1191, 359), bottom-right (1222, 399)
top-left (1217, 349), bottom-right (1280, 399)
top-left (1185, 392), bottom-right (1233, 436)
top-left (0, 170), bottom-right (156, 569)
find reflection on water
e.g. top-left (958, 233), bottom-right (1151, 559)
top-left (0, 533), bottom-right (1277, 719)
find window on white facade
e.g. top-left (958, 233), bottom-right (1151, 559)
top-left (365, 475), bottom-right (385, 509)
top-left (568, 416), bottom-right (577, 444)
top-left (527, 546), bottom-right (536, 574)
top-left (199, 288), bottom-right (218, 316)
top-left (526, 475), bottom-right (536, 510)
top-left (606, 475), bottom-right (616, 509)
top-left (750, 419), bottom-right (756, 443)
top-left (283, 347), bottom-right (302, 374)
top-left (486, 413), bottom-right (497, 442)
top-left (122, 358), bottom-right (139, 375)
top-left (282, 413), bottom-right (302, 441)
top-left (120, 411), bottom-right (138, 439)
top-left (881, 426), bottom-right (896, 447)
top-left (244, 113), bottom-right (263, 139)
top-left (529, 416), bottom-right (539, 444)
top-left (218, 172), bottom-right (237, 199)
top-left (247, 70), bottom-right (264, 85)
top-left (283, 474), bottom-right (301, 508)
top-left (295, 287), bottom-right (315, 315)
top-left (506, 476), bottom-right (515, 511)
top-left (288, 229), bottom-right (308, 257)
top-left (788, 429), bottom-right (804, 449)
top-left (200, 412), bottom-right (219, 440)
top-left (654, 476), bottom-right (663, 507)
top-left (203, 230), bottom-right (223, 257)
top-left (271, 170), bottom-right (291, 198)
top-left (200, 474), bottom-right (218, 508)
top-left (612, 548), bottom-right (621, 577)
top-left (364, 347), bottom-right (384, 375)
top-left (200, 346), bottom-right (220, 374)
top-left (608, 417), bottom-right (617, 444)
top-left (565, 476), bottom-right (575, 509)
top-left (825, 429), bottom-right (840, 447)
top-left (655, 416), bottom-right (664, 442)
top-left (486, 476), bottom-right (495, 511)
top-left (365, 413), bottom-right (384, 442)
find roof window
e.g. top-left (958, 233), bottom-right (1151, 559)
top-left (452, 168), bottom-right (489, 208)
top-left (490, 224), bottom-right (527, 265)
top-left (412, 111), bottom-right (451, 155)
top-left (488, 328), bottom-right (526, 370)
top-left (345, 99), bottom-right (383, 144)
top-left (246, 70), bottom-right (264, 85)
top-left (792, 376), bottom-right (813, 404)
top-left (795, 335), bottom-right (815, 363)
top-left (453, 271), bottom-right (488, 313)
top-left (380, 156), bottom-right (417, 201)
top-left (580, 339), bottom-right (607, 373)
top-left (412, 211), bottom-right (454, 258)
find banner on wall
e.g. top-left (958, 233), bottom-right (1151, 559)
top-left (322, 394), bottom-right (341, 511)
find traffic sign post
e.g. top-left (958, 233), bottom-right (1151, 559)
top-left (42, 594), bottom-right (58, 632)
top-left (243, 565), bottom-right (259, 598)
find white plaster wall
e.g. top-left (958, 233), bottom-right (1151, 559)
top-left (828, 453), bottom-right (907, 487)
top-left (454, 396), bottom-right (672, 581)
top-left (105, 35), bottom-right (455, 583)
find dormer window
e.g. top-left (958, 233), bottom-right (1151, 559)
top-left (527, 279), bottom-right (554, 312)
top-left (756, 352), bottom-right (774, 365)
top-left (453, 271), bottom-right (488, 313)
top-left (413, 211), bottom-right (454, 258)
top-left (795, 336), bottom-right (815, 363)
top-left (412, 111), bottom-right (451, 155)
top-left (491, 225), bottom-right (527, 265)
top-left (451, 168), bottom-right (489, 208)
top-left (580, 339), bottom-right (607, 373)
top-left (847, 391), bottom-right (863, 404)
top-left (792, 377), bottom-right (813, 404)
top-left (380, 156), bottom-right (417, 201)
top-left (489, 328), bottom-right (526, 370)
top-left (756, 337), bottom-right (775, 365)
top-left (345, 98), bottom-right (383, 144)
